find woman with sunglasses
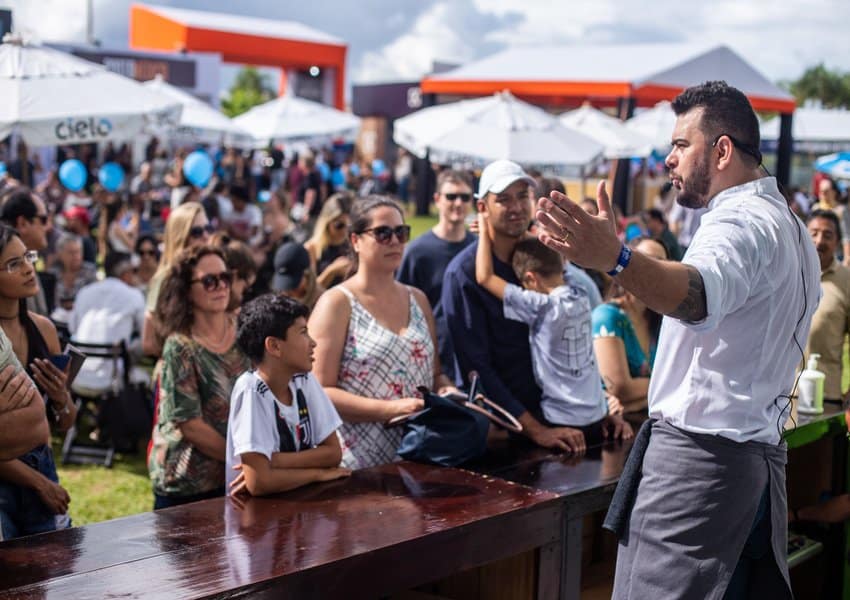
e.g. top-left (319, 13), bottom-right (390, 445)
top-left (148, 245), bottom-right (250, 509)
top-left (134, 234), bottom-right (159, 294)
top-left (304, 192), bottom-right (353, 289)
top-left (141, 202), bottom-right (214, 358)
top-left (0, 225), bottom-right (77, 539)
top-left (311, 196), bottom-right (457, 469)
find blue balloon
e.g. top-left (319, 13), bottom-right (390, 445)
top-left (98, 162), bottom-right (124, 192)
top-left (0, 162), bottom-right (6, 175)
top-left (371, 159), bottom-right (386, 176)
top-left (624, 222), bottom-right (644, 243)
top-left (183, 150), bottom-right (214, 188)
top-left (59, 159), bottom-right (87, 192)
top-left (317, 162), bottom-right (331, 182)
top-left (331, 167), bottom-right (346, 188)
top-left (349, 162), bottom-right (360, 177)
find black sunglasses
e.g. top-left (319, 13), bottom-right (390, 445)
top-left (33, 214), bottom-right (48, 226)
top-left (191, 271), bottom-right (233, 292)
top-left (138, 249), bottom-right (158, 257)
top-left (444, 193), bottom-right (472, 202)
top-left (331, 221), bottom-right (348, 231)
top-left (360, 225), bottom-right (411, 244)
top-left (188, 224), bottom-right (215, 239)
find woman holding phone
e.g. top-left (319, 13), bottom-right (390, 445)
top-left (0, 224), bottom-right (77, 539)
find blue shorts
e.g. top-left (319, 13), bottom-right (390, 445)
top-left (0, 444), bottom-right (70, 540)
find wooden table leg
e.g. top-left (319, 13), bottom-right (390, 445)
top-left (562, 515), bottom-right (583, 599)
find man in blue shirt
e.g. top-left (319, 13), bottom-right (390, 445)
top-left (398, 170), bottom-right (476, 380)
top-left (442, 160), bottom-right (587, 453)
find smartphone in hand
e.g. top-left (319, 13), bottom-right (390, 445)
top-left (50, 354), bottom-right (71, 371)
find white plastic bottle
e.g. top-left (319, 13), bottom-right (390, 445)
top-left (797, 354), bottom-right (825, 415)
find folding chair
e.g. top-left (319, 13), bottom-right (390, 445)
top-left (61, 341), bottom-right (130, 468)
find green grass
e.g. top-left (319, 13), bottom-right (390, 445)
top-left (406, 212), bottom-right (439, 241)
top-left (53, 438), bottom-right (152, 526)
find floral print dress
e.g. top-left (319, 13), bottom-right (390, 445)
top-left (336, 286), bottom-right (434, 469)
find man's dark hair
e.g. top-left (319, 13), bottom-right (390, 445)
top-left (644, 208), bottom-right (666, 224)
top-left (435, 169), bottom-right (473, 194)
top-left (229, 183), bottom-right (250, 203)
top-left (808, 208), bottom-right (842, 239)
top-left (512, 237), bottom-right (563, 280)
top-left (537, 177), bottom-right (566, 199)
top-left (671, 81), bottom-right (762, 167)
top-left (105, 252), bottom-right (133, 278)
top-left (0, 187), bottom-right (37, 226)
top-left (236, 294), bottom-right (310, 363)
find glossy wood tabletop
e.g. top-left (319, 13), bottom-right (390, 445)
top-left (469, 437), bottom-right (634, 498)
top-left (0, 461), bottom-right (561, 600)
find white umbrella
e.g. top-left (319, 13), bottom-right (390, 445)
top-left (142, 75), bottom-right (251, 146)
top-left (233, 89), bottom-right (361, 146)
top-left (393, 91), bottom-right (604, 172)
top-left (625, 100), bottom-right (676, 155)
top-left (560, 104), bottom-right (654, 159)
top-left (0, 36), bottom-right (181, 146)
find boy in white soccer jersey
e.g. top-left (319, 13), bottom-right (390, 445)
top-left (227, 294), bottom-right (349, 496)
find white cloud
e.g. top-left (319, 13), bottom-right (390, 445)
top-left (6, 0), bottom-right (850, 87)
top-left (353, 2), bottom-right (482, 83)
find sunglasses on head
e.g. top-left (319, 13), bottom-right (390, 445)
top-left (360, 225), bottom-right (411, 245)
top-left (188, 224), bottom-right (215, 239)
top-left (191, 271), bottom-right (232, 292)
top-left (443, 192), bottom-right (472, 202)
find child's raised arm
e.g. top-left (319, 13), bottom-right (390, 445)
top-left (475, 212), bottom-right (508, 299)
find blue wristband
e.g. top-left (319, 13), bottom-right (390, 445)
top-left (606, 245), bottom-right (632, 276)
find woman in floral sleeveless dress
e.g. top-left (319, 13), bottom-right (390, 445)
top-left (310, 197), bottom-right (458, 469)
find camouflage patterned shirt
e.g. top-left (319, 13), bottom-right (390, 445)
top-left (149, 333), bottom-right (250, 497)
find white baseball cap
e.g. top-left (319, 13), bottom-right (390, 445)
top-left (476, 160), bottom-right (536, 199)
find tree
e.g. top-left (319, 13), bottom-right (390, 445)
top-left (221, 67), bottom-right (276, 117)
top-left (784, 64), bottom-right (850, 109)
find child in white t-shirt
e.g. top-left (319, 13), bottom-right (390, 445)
top-left (227, 294), bottom-right (349, 496)
top-left (476, 212), bottom-right (632, 448)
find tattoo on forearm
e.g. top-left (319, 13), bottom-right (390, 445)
top-left (669, 266), bottom-right (707, 323)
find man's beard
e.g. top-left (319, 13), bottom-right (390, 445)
top-left (675, 149), bottom-right (712, 209)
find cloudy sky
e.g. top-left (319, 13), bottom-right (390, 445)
top-left (8, 0), bottom-right (850, 90)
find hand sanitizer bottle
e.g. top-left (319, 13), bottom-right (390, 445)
top-left (798, 354), bottom-right (825, 415)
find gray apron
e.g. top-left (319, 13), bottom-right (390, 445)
top-left (606, 420), bottom-right (792, 600)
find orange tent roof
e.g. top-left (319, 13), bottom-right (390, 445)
top-left (422, 44), bottom-right (796, 114)
top-left (130, 3), bottom-right (347, 109)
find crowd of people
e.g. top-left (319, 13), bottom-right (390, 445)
top-left (0, 85), bottom-right (846, 597)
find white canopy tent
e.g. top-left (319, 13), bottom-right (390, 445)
top-left (761, 106), bottom-right (850, 153)
top-left (625, 101), bottom-right (677, 155)
top-left (142, 75), bottom-right (251, 146)
top-left (393, 91), bottom-right (604, 174)
top-left (0, 37), bottom-right (181, 147)
top-left (233, 90), bottom-right (361, 147)
top-left (560, 104), bottom-right (655, 159)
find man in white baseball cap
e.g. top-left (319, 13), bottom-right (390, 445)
top-left (476, 159), bottom-right (537, 200)
top-left (442, 160), bottom-right (587, 453)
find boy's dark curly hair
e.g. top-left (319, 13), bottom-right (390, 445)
top-left (236, 293), bottom-right (309, 363)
